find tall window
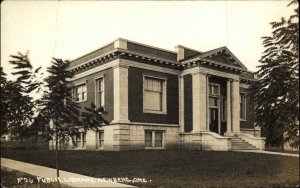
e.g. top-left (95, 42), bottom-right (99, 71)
top-left (143, 76), bottom-right (166, 113)
top-left (145, 130), bottom-right (164, 149)
top-left (97, 130), bottom-right (104, 149)
top-left (240, 93), bottom-right (246, 120)
top-left (95, 78), bottom-right (104, 108)
top-left (73, 84), bottom-right (87, 102)
top-left (209, 83), bottom-right (220, 95)
top-left (74, 132), bottom-right (86, 149)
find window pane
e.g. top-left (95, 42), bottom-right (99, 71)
top-left (148, 79), bottom-right (153, 90)
top-left (82, 92), bottom-right (86, 101)
top-left (155, 140), bottom-right (162, 147)
top-left (153, 79), bottom-right (161, 91)
top-left (155, 131), bottom-right (162, 140)
top-left (82, 133), bottom-right (86, 148)
top-left (96, 78), bottom-right (104, 107)
top-left (144, 91), bottom-right (161, 111)
top-left (98, 131), bottom-right (104, 148)
top-left (209, 84), bottom-right (220, 95)
top-left (101, 92), bottom-right (104, 106)
top-left (145, 131), bottom-right (152, 140)
top-left (155, 132), bottom-right (162, 147)
top-left (82, 85), bottom-right (86, 92)
top-left (98, 78), bottom-right (104, 91)
top-left (74, 84), bottom-right (87, 102)
top-left (144, 77), bottom-right (165, 112)
top-left (240, 94), bottom-right (246, 119)
top-left (209, 85), bottom-right (213, 94)
top-left (209, 98), bottom-right (218, 107)
top-left (214, 85), bottom-right (220, 95)
top-left (97, 91), bottom-right (103, 107)
top-left (75, 133), bottom-right (81, 147)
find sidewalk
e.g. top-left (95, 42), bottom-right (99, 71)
top-left (1, 158), bottom-right (136, 188)
top-left (234, 150), bottom-right (299, 157)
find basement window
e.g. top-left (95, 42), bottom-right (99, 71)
top-left (145, 130), bottom-right (164, 149)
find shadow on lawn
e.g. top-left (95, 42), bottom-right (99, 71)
top-left (1, 149), bottom-right (299, 188)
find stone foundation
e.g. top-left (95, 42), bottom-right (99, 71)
top-left (180, 131), bottom-right (231, 151)
top-left (48, 124), bottom-right (267, 151)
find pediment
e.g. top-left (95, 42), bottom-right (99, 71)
top-left (199, 47), bottom-right (247, 70)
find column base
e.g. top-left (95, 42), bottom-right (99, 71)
top-left (191, 130), bottom-right (210, 134)
top-left (225, 132), bottom-right (241, 136)
top-left (224, 132), bottom-right (234, 137)
top-left (111, 119), bottom-right (131, 124)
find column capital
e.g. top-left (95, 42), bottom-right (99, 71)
top-left (191, 72), bottom-right (207, 76)
top-left (112, 64), bottom-right (129, 69)
top-left (227, 78), bottom-right (239, 82)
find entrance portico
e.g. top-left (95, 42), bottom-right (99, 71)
top-left (183, 66), bottom-right (241, 137)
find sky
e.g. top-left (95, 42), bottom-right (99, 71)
top-left (1, 0), bottom-right (296, 80)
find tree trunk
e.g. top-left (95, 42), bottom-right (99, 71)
top-left (55, 126), bottom-right (59, 181)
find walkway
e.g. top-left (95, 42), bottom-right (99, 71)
top-left (235, 150), bottom-right (299, 157)
top-left (1, 158), bottom-right (136, 188)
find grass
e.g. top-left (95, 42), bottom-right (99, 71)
top-left (1, 166), bottom-right (68, 188)
top-left (1, 149), bottom-right (299, 188)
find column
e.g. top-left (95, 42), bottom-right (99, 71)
top-left (225, 79), bottom-right (232, 135)
top-left (179, 75), bottom-right (185, 132)
top-left (232, 79), bottom-right (240, 133)
top-left (112, 65), bottom-right (130, 123)
top-left (206, 75), bottom-right (210, 130)
top-left (192, 73), bottom-right (207, 132)
top-left (85, 130), bottom-right (97, 150)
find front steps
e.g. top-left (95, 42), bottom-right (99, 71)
top-left (231, 136), bottom-right (258, 150)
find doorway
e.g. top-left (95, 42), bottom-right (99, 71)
top-left (209, 97), bottom-right (221, 134)
top-left (209, 108), bottom-right (219, 133)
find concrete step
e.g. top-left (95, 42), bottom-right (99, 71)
top-left (232, 148), bottom-right (258, 150)
top-left (231, 136), bottom-right (259, 151)
top-left (232, 145), bottom-right (257, 148)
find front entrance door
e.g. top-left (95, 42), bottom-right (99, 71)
top-left (209, 108), bottom-right (219, 133)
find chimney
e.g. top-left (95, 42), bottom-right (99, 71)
top-left (175, 45), bottom-right (185, 61)
top-left (114, 38), bottom-right (128, 50)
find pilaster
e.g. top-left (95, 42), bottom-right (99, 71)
top-left (85, 129), bottom-right (97, 150)
top-left (206, 75), bottom-right (210, 130)
top-left (179, 75), bottom-right (185, 132)
top-left (225, 79), bottom-right (232, 136)
top-left (232, 79), bottom-right (240, 133)
top-left (111, 65), bottom-right (130, 123)
top-left (192, 73), bottom-right (207, 132)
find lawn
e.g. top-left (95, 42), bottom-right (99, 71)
top-left (1, 166), bottom-right (68, 188)
top-left (1, 149), bottom-right (299, 188)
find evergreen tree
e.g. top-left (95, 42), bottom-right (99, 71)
top-left (1, 52), bottom-right (42, 138)
top-left (39, 58), bottom-right (81, 138)
top-left (1, 67), bottom-right (9, 134)
top-left (251, 0), bottom-right (299, 148)
top-left (38, 58), bottom-right (80, 178)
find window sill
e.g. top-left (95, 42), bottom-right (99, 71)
top-left (143, 110), bottom-right (167, 115)
top-left (145, 147), bottom-right (165, 150)
top-left (73, 147), bottom-right (86, 150)
top-left (240, 119), bottom-right (247, 122)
